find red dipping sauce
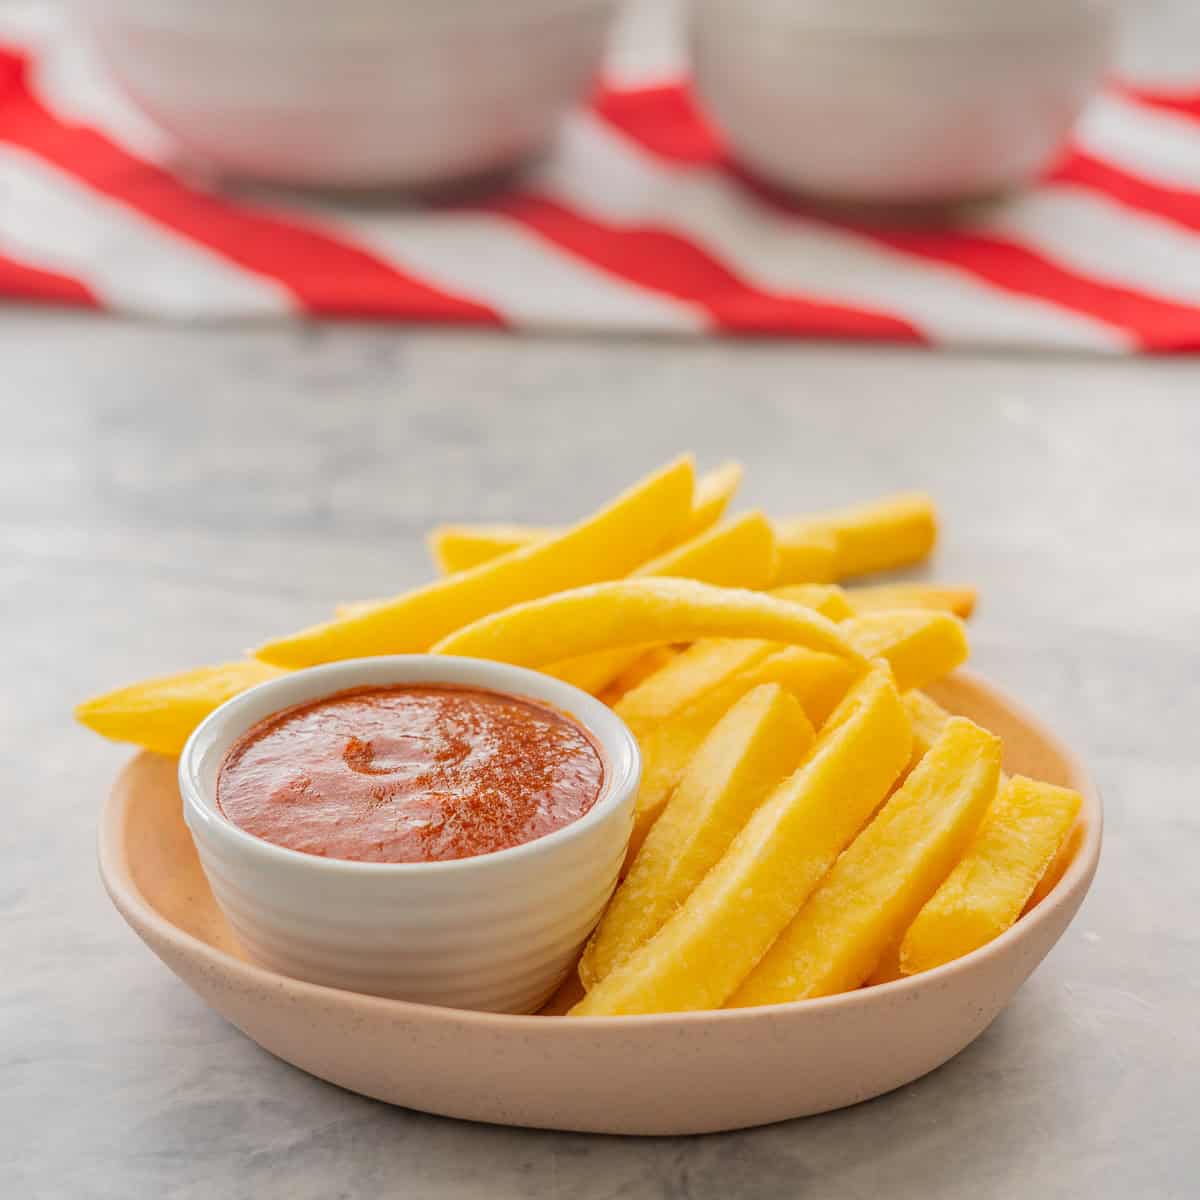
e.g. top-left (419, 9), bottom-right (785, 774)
top-left (217, 685), bottom-right (606, 864)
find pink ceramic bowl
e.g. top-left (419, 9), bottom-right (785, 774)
top-left (99, 670), bottom-right (1100, 1134)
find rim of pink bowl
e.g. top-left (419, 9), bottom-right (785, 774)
top-left (97, 668), bottom-right (1102, 1029)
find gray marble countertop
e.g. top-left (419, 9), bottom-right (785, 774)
top-left (3, 312), bottom-right (1198, 1197)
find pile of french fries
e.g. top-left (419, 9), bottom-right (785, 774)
top-left (77, 456), bottom-right (1082, 1014)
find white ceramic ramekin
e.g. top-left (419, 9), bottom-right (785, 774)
top-left (689, 0), bottom-right (1119, 203)
top-left (68, 0), bottom-right (620, 187)
top-left (180, 655), bottom-right (640, 1013)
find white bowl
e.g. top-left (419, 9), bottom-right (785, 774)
top-left (179, 655), bottom-right (640, 1013)
top-left (689, 0), bottom-right (1119, 203)
top-left (69, 0), bottom-right (620, 187)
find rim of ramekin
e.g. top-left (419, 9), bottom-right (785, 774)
top-left (179, 654), bottom-right (641, 876)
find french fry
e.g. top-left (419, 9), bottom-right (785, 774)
top-left (865, 942), bottom-right (903, 987)
top-left (844, 609), bottom-right (968, 692)
top-left (430, 578), bottom-right (861, 669)
top-left (903, 689), bottom-right (953, 759)
top-left (896, 687), bottom-right (1017, 850)
top-left (606, 582), bottom-right (856, 735)
top-left (771, 584), bottom-right (855, 622)
top-left (546, 646), bottom-right (660, 696)
top-left (597, 646), bottom-right (680, 705)
top-left (613, 579), bottom-right (861, 736)
top-left (335, 598), bottom-right (375, 619)
top-left (847, 583), bottom-right (976, 619)
top-left (627, 646), bottom-right (858, 856)
top-left (636, 510), bottom-right (777, 590)
top-left (614, 593), bottom-right (940, 743)
top-left (569, 667), bottom-right (912, 1016)
top-left (581, 684), bottom-right (813, 990)
top-left (599, 605), bottom-right (961, 716)
top-left (682, 460), bottom-right (744, 538)
top-left (899, 775), bottom-right (1082, 975)
top-left (616, 639), bottom-right (774, 732)
top-left (781, 491), bottom-right (937, 580)
top-left (902, 689), bottom-right (1010, 775)
top-left (868, 699), bottom-right (980, 985)
top-left (75, 660), bottom-right (284, 756)
top-left (774, 525), bottom-right (839, 585)
top-left (1023, 819), bottom-right (1085, 913)
top-left (428, 524), bottom-right (549, 575)
top-left (544, 511), bottom-right (778, 694)
top-left (350, 508), bottom-right (774, 679)
top-left (427, 461), bottom-right (742, 576)
top-left (256, 457), bottom-right (696, 667)
top-left (730, 718), bottom-right (1000, 1006)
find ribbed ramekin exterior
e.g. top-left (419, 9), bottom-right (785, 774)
top-left (192, 817), bottom-right (628, 1011)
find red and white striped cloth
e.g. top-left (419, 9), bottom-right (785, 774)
top-left (3, 11), bottom-right (1200, 350)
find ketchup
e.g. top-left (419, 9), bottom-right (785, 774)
top-left (217, 685), bottom-right (605, 863)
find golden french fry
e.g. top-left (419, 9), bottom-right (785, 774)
top-left (638, 510), bottom-right (776, 589)
top-left (844, 609), bottom-right (968, 692)
top-left (613, 582), bottom-right (859, 735)
top-left (545, 645), bottom-right (660, 695)
top-left (731, 718), bottom-right (1000, 1006)
top-left (544, 511), bottom-right (778, 694)
top-left (630, 719), bottom-right (711, 857)
top-left (847, 583), bottom-right (976, 619)
top-left (899, 775), bottom-right (1082, 975)
top-left (430, 578), bottom-right (861, 669)
top-left (1023, 819), bottom-right (1085, 913)
top-left (569, 667), bottom-right (911, 1016)
top-left (865, 941), bottom-right (903, 987)
top-left (597, 646), bottom-right (680, 705)
top-left (899, 689), bottom-right (1010, 797)
top-left (75, 660), bottom-right (284, 756)
top-left (625, 645), bottom-right (858, 857)
top-left (582, 684), bottom-right (814, 990)
top-left (782, 491), bottom-right (937, 580)
top-left (773, 525), bottom-right (839, 585)
top-left (427, 462), bottom-right (742, 576)
top-left (608, 602), bottom-right (957, 732)
top-left (257, 457), bottom-right (695, 667)
top-left (683, 460), bottom-right (743, 538)
top-left (771, 584), bottom-right (855, 621)
top-left (616, 639), bottom-right (774, 732)
top-left (903, 690), bottom-right (953, 759)
top-left (428, 523), bottom-right (548, 575)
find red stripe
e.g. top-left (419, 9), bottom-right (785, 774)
top-left (594, 83), bottom-right (724, 166)
top-left (593, 82), bottom-right (1200, 352)
top-left (0, 251), bottom-right (97, 307)
top-left (1052, 150), bottom-right (1200, 236)
top-left (477, 191), bottom-right (922, 340)
top-left (0, 48), bottom-right (500, 324)
top-left (1114, 82), bottom-right (1200, 123)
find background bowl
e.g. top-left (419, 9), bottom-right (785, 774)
top-left (102, 670), bottom-right (1100, 1134)
top-left (689, 0), bottom-right (1119, 203)
top-left (68, 0), bottom-right (620, 187)
top-left (180, 655), bottom-right (640, 1013)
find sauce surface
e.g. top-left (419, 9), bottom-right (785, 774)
top-left (217, 685), bottom-right (605, 863)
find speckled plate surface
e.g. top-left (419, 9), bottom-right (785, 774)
top-left (98, 671), bottom-right (1100, 1136)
